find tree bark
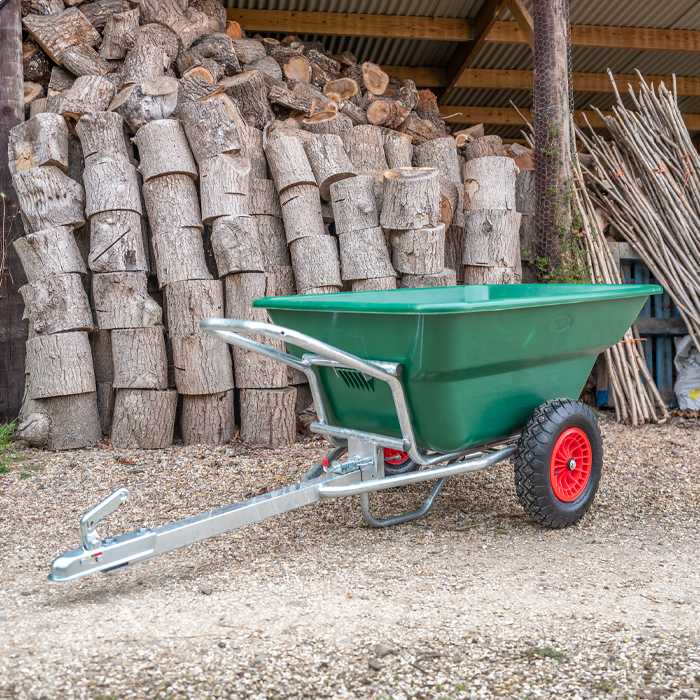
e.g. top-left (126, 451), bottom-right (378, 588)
top-left (279, 184), bottom-right (325, 243)
top-left (238, 124), bottom-right (267, 179)
top-left (398, 268), bottom-right (456, 288)
top-left (186, 32), bottom-right (241, 76)
top-left (18, 391), bottom-right (102, 449)
top-left (390, 224), bottom-right (445, 275)
top-left (338, 227), bottom-right (394, 281)
top-left (303, 133), bottom-right (355, 201)
top-left (60, 44), bottom-right (112, 78)
top-left (266, 264), bottom-right (295, 295)
top-left (445, 225), bottom-right (465, 283)
top-left (414, 93), bottom-right (446, 136)
top-left (8, 113), bottom-right (68, 175)
top-left (414, 137), bottom-right (461, 183)
top-left (351, 276), bottom-right (396, 291)
top-left (289, 235), bottom-right (341, 293)
top-left (59, 74), bottom-right (115, 120)
top-left (380, 167), bottom-right (440, 230)
top-left (239, 387), bottom-right (297, 447)
top-left (250, 179), bottom-right (281, 217)
top-left (83, 156), bottom-right (142, 217)
top-left (256, 215), bottom-right (290, 267)
top-left (463, 156), bottom-right (518, 212)
top-left (171, 334), bottom-right (234, 394)
top-left (179, 99), bottom-right (241, 165)
top-left (268, 81), bottom-right (333, 116)
top-left (22, 7), bottom-right (100, 64)
top-left (342, 62), bottom-right (388, 95)
top-left (342, 125), bottom-right (387, 173)
top-left (76, 110), bottom-right (131, 166)
top-left (383, 130), bottom-right (413, 169)
top-left (92, 271), bottom-right (163, 328)
top-left (300, 112), bottom-right (353, 137)
top-left (463, 135), bottom-right (503, 161)
top-left (440, 180), bottom-right (464, 229)
top-left (220, 71), bottom-right (274, 129)
top-left (299, 286), bottom-right (341, 295)
top-left (89, 209), bottom-right (148, 273)
top-left (366, 99), bottom-right (409, 129)
top-left (20, 273), bottom-right (94, 334)
top-left (91, 329), bottom-right (113, 382)
top-left (199, 154), bottom-right (250, 224)
top-left (142, 173), bottom-right (202, 236)
top-left (181, 390), bottom-right (235, 445)
top-left (396, 113), bottom-right (442, 146)
top-left (110, 77), bottom-right (179, 133)
top-left (340, 101), bottom-right (367, 126)
top-left (264, 135), bottom-right (317, 194)
top-left (13, 225), bottom-right (86, 282)
top-left (12, 165), bottom-right (86, 232)
top-left (223, 271), bottom-right (275, 323)
top-left (133, 118), bottom-right (198, 182)
top-left (151, 226), bottom-right (212, 287)
top-left (164, 278), bottom-right (223, 337)
top-left (248, 55), bottom-right (282, 81)
top-left (26, 331), bottom-right (96, 398)
top-left (112, 326), bottom-right (168, 389)
top-left (329, 174), bottom-right (379, 234)
top-left (463, 209), bottom-right (522, 269)
top-left (211, 215), bottom-right (265, 276)
top-left (463, 264), bottom-right (522, 285)
top-left (111, 388), bottom-right (177, 448)
top-left (100, 8), bottom-right (140, 60)
top-left (23, 41), bottom-right (51, 87)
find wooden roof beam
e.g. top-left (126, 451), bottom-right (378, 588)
top-left (504, 0), bottom-right (534, 49)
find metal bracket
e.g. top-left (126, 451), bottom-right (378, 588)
top-left (80, 487), bottom-right (130, 551)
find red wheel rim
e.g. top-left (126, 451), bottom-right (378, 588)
top-left (384, 448), bottom-right (410, 465)
top-left (549, 427), bottom-right (592, 502)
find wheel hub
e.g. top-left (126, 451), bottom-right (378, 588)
top-left (567, 458), bottom-right (576, 471)
top-left (549, 428), bottom-right (592, 502)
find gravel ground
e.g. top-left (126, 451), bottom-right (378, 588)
top-left (1, 413), bottom-right (699, 700)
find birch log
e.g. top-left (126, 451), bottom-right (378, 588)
top-left (92, 271), bottom-right (163, 328)
top-left (211, 215), bottom-right (265, 275)
top-left (302, 133), bottom-right (355, 200)
top-left (399, 268), bottom-right (456, 288)
top-left (463, 156), bottom-right (518, 211)
top-left (250, 179), bottom-right (282, 217)
top-left (133, 118), bottom-right (198, 181)
top-left (111, 389), bottom-right (177, 448)
top-left (151, 227), bottom-right (212, 287)
top-left (240, 387), bottom-right (297, 447)
top-left (83, 156), bottom-right (143, 217)
top-left (171, 335), bottom-right (234, 394)
top-left (142, 173), bottom-right (202, 236)
top-left (179, 98), bottom-right (241, 165)
top-left (199, 154), bottom-right (250, 223)
top-left (112, 327), bottom-right (168, 389)
top-left (13, 225), bottom-right (86, 282)
top-left (89, 209), bottom-right (148, 273)
top-left (279, 184), bottom-right (325, 243)
top-left (380, 168), bottom-right (440, 230)
top-left (462, 210), bottom-right (522, 269)
top-left (8, 113), bottom-right (68, 175)
top-left (390, 224), bottom-right (445, 275)
top-left (20, 273), bottom-right (94, 334)
top-left (414, 137), bottom-right (461, 183)
top-left (164, 279), bottom-right (224, 337)
top-left (181, 390), bottom-right (235, 445)
top-left (289, 235), bottom-right (341, 293)
top-left (338, 228), bottom-right (394, 281)
top-left (342, 125), bottom-right (387, 172)
top-left (329, 174), bottom-right (378, 234)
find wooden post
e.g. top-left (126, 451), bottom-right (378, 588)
top-left (0, 0), bottom-right (27, 422)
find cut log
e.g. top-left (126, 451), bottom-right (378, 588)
top-left (239, 387), bottom-right (297, 447)
top-left (462, 210), bottom-right (522, 269)
top-left (109, 77), bottom-right (178, 132)
top-left (151, 227), bottom-right (212, 287)
top-left (23, 82), bottom-right (43, 106)
top-left (238, 125), bottom-right (267, 179)
top-left (383, 130), bottom-right (413, 169)
top-left (132, 118), bottom-right (197, 182)
top-left (248, 55), bottom-right (282, 81)
top-left (83, 156), bottom-right (142, 217)
top-left (351, 277), bottom-right (396, 291)
top-left (289, 235), bottom-right (341, 293)
top-left (26, 331), bottom-right (95, 399)
top-left (12, 166), bottom-right (85, 232)
top-left (92, 271), bottom-right (162, 329)
top-left (91, 329), bottom-right (113, 383)
top-left (397, 113), bottom-right (442, 146)
top-left (180, 62), bottom-right (218, 84)
top-left (299, 286), bottom-right (341, 295)
top-left (323, 77), bottom-right (358, 101)
top-left (142, 173), bottom-right (202, 237)
top-left (414, 137), bottom-right (460, 183)
top-left (264, 135), bottom-right (316, 194)
top-left (199, 154), bottom-right (250, 224)
top-left (264, 118), bottom-right (316, 144)
top-left (29, 98), bottom-right (49, 119)
top-left (111, 389), bottom-right (177, 448)
top-left (279, 184), bottom-right (325, 243)
top-left (267, 265), bottom-right (295, 295)
top-left (464, 264), bottom-right (522, 285)
top-left (342, 125), bottom-right (387, 173)
top-left (330, 174), bottom-right (380, 235)
top-left (277, 54), bottom-right (311, 83)
top-left (8, 113), bottom-right (68, 176)
top-left (229, 38), bottom-right (265, 65)
top-left (13, 225), bottom-right (86, 282)
top-left (390, 225), bottom-right (445, 275)
top-left (89, 209), bottom-right (148, 273)
top-left (334, 50), bottom-right (357, 70)
top-left (22, 0), bottom-right (65, 17)
top-left (414, 92), bottom-right (447, 137)
top-left (123, 23), bottom-right (179, 68)
top-left (188, 0), bottom-right (226, 33)
top-left (380, 167), bottom-right (440, 230)
top-left (343, 62), bottom-right (388, 96)
top-left (338, 228), bottom-right (394, 281)
top-left (187, 32), bottom-right (241, 77)
top-left (165, 279), bottom-right (224, 337)
top-left (233, 344), bottom-right (287, 389)
top-left (17, 392), bottom-right (102, 450)
top-left (96, 381), bottom-right (114, 434)
top-left (211, 215), bottom-right (264, 276)
top-left (463, 156), bottom-right (518, 211)
top-left (256, 215), bottom-right (290, 267)
top-left (60, 44), bottom-right (112, 77)
top-left (112, 327), bottom-right (168, 389)
top-left (80, 0), bottom-right (131, 30)
top-left (268, 81), bottom-right (333, 116)
top-left (76, 110), bottom-right (130, 167)
top-left (223, 270), bottom-right (275, 323)
top-left (23, 7), bottom-right (101, 64)
top-left (179, 99), bottom-right (241, 165)
top-left (181, 390), bottom-right (234, 445)
top-left (440, 180), bottom-right (464, 229)
top-left (303, 133), bottom-right (355, 201)
top-left (515, 169), bottom-right (536, 266)
top-left (120, 42), bottom-right (164, 89)
top-left (398, 268), bottom-right (456, 289)
top-left (463, 135), bottom-right (503, 161)
top-left (100, 9), bottom-right (140, 60)
top-left (158, 9), bottom-right (209, 53)
top-left (454, 124), bottom-right (485, 146)
top-left (340, 101), bottom-right (367, 126)
top-left (225, 19), bottom-right (242, 38)
top-left (171, 335), bottom-right (234, 394)
top-left (48, 66), bottom-right (75, 95)
top-left (20, 273), bottom-right (93, 334)
top-left (366, 99), bottom-right (409, 130)
top-left (220, 71), bottom-right (274, 129)
top-left (445, 225), bottom-right (464, 283)
top-left (60, 75), bottom-right (115, 120)
top-left (301, 112), bottom-right (352, 136)
top-left (250, 179), bottom-right (281, 217)
top-left (321, 200), bottom-right (334, 223)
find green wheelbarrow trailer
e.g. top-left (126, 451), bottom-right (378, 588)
top-left (49, 283), bottom-right (661, 583)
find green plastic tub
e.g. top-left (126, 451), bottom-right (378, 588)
top-left (256, 284), bottom-right (661, 454)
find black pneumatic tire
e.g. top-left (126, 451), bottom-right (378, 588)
top-left (514, 398), bottom-right (603, 528)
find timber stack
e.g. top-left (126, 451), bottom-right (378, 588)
top-left (9, 9), bottom-right (529, 450)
